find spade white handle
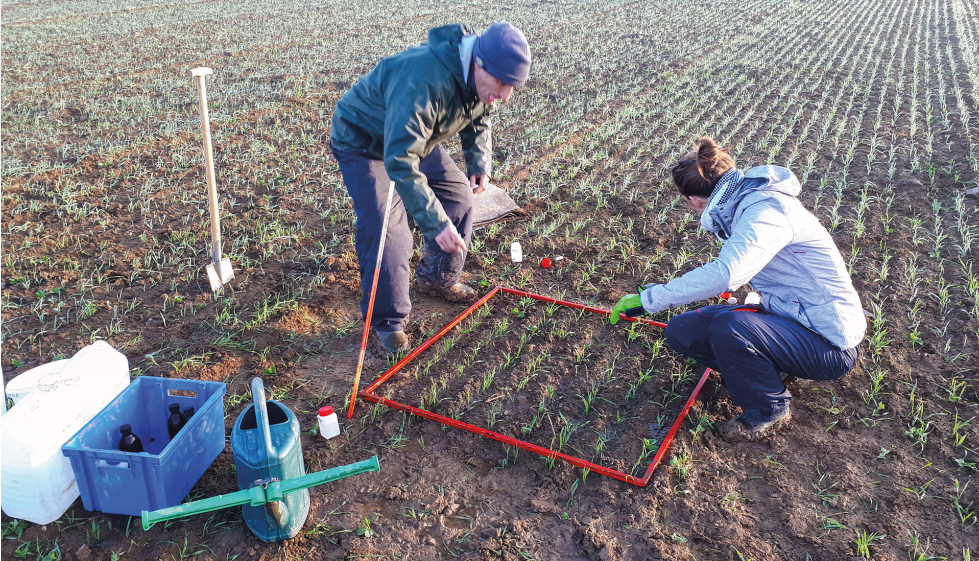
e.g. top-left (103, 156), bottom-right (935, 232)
top-left (190, 67), bottom-right (222, 266)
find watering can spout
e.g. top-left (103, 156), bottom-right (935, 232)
top-left (141, 456), bottom-right (380, 531)
top-left (144, 377), bottom-right (381, 542)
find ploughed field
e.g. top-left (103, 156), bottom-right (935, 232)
top-left (2, 0), bottom-right (977, 559)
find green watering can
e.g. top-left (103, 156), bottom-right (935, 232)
top-left (142, 378), bottom-right (379, 542)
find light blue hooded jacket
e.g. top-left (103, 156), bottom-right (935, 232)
top-left (640, 165), bottom-right (866, 349)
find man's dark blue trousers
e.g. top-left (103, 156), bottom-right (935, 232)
top-left (664, 305), bottom-right (860, 423)
top-left (332, 145), bottom-right (474, 334)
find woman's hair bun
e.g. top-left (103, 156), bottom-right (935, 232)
top-left (670, 136), bottom-right (735, 198)
top-left (694, 137), bottom-right (733, 182)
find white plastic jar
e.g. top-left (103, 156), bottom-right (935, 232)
top-left (510, 242), bottom-right (523, 264)
top-left (317, 406), bottom-right (341, 439)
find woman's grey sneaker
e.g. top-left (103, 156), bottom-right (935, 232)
top-left (376, 330), bottom-right (410, 353)
top-left (719, 409), bottom-right (792, 442)
top-left (414, 280), bottom-right (477, 302)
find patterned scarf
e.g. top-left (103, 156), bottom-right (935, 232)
top-left (700, 167), bottom-right (744, 239)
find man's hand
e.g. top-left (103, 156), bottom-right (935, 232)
top-left (435, 223), bottom-right (467, 254)
top-left (609, 293), bottom-right (646, 325)
top-left (470, 174), bottom-right (489, 194)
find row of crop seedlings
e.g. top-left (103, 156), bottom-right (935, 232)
top-left (777, 0), bottom-right (916, 186)
top-left (499, 0), bottom-right (773, 171)
top-left (812, 0), bottom-right (916, 273)
top-left (941, 0), bottom-right (979, 195)
top-left (486, 0), bottom-right (646, 155)
top-left (696, 0), bottom-right (873, 165)
top-left (447, 1), bottom-right (742, 280)
top-left (949, 0), bottom-right (979, 145)
top-left (496, 0), bottom-right (885, 294)
top-left (379, 297), bottom-right (696, 474)
top-left (901, 0), bottom-right (976, 359)
top-left (679, 0), bottom-right (881, 172)
top-left (578, 0), bottom-right (882, 187)
top-left (936, 0), bottom-right (975, 141)
top-left (496, 0), bottom-right (663, 174)
top-left (915, 0), bottom-right (977, 175)
top-left (757, 0), bottom-right (900, 197)
top-left (725, 0), bottom-right (951, 194)
top-left (886, 228), bottom-right (976, 528)
top-left (865, 2), bottom-right (977, 505)
top-left (509, 0), bottom-right (977, 469)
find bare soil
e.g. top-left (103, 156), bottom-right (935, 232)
top-left (2, 0), bottom-right (978, 559)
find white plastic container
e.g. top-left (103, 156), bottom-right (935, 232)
top-left (745, 292), bottom-right (762, 305)
top-left (5, 359), bottom-right (68, 405)
top-left (0, 341), bottom-right (130, 524)
top-left (317, 406), bottom-right (340, 439)
top-left (510, 242), bottom-right (523, 264)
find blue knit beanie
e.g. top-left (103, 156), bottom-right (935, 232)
top-left (473, 22), bottom-right (531, 87)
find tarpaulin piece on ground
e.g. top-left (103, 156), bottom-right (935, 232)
top-left (473, 184), bottom-right (525, 229)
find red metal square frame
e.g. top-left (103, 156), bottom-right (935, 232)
top-left (359, 286), bottom-right (712, 487)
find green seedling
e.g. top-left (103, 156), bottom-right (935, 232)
top-left (355, 516), bottom-right (376, 539)
top-left (955, 453), bottom-right (977, 472)
top-left (578, 383), bottom-right (599, 415)
top-left (900, 478), bottom-right (934, 501)
top-left (821, 517), bottom-right (846, 531)
top-left (853, 529), bottom-right (885, 560)
top-left (669, 446), bottom-right (692, 481)
top-left (954, 479), bottom-right (977, 530)
top-left (401, 507), bottom-right (430, 520)
top-left (812, 464), bottom-right (840, 507)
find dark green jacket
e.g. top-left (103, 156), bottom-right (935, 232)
top-left (330, 24), bottom-right (494, 239)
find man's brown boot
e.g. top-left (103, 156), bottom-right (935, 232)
top-left (376, 330), bottom-right (410, 353)
top-left (414, 279), bottom-right (477, 303)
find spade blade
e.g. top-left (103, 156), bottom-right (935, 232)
top-left (206, 257), bottom-right (234, 292)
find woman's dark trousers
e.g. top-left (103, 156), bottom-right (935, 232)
top-left (664, 305), bottom-right (859, 423)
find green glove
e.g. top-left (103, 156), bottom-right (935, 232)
top-left (610, 293), bottom-right (646, 325)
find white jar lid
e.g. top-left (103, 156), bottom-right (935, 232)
top-left (6, 360), bottom-right (67, 403)
top-left (37, 372), bottom-right (62, 392)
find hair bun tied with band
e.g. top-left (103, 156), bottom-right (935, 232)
top-left (672, 136), bottom-right (735, 198)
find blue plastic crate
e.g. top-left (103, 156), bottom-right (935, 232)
top-left (62, 376), bottom-right (226, 516)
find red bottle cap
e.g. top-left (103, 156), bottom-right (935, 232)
top-left (540, 258), bottom-right (552, 268)
top-left (318, 406), bottom-right (334, 417)
top-left (720, 292), bottom-right (732, 299)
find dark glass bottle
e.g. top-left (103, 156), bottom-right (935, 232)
top-left (167, 403), bottom-right (187, 438)
top-left (119, 424), bottom-right (144, 453)
top-left (183, 406), bottom-right (195, 420)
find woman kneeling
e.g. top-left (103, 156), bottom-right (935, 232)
top-left (611, 137), bottom-right (865, 441)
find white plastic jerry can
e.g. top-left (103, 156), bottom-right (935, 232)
top-left (0, 341), bottom-right (130, 524)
